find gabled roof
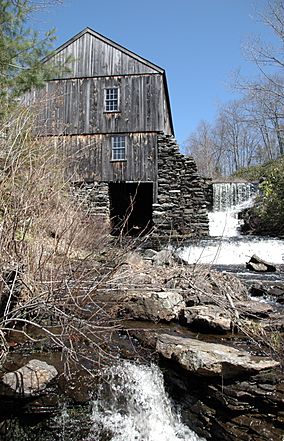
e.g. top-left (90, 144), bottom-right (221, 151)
top-left (46, 27), bottom-right (164, 74)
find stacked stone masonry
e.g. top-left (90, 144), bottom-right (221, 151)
top-left (71, 181), bottom-right (110, 227)
top-left (153, 135), bottom-right (209, 237)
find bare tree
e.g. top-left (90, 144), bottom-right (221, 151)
top-left (215, 101), bottom-right (261, 174)
top-left (186, 101), bottom-right (262, 177)
top-left (187, 1), bottom-right (284, 177)
top-left (245, 0), bottom-right (284, 75)
top-left (240, 76), bottom-right (284, 158)
top-left (186, 120), bottom-right (223, 178)
top-left (238, 0), bottom-right (284, 158)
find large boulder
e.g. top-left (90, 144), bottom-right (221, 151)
top-left (156, 334), bottom-right (279, 379)
top-left (183, 305), bottom-right (232, 333)
top-left (2, 359), bottom-right (58, 397)
top-left (246, 255), bottom-right (277, 272)
top-left (124, 291), bottom-right (185, 322)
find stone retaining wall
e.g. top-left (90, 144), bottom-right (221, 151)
top-left (152, 135), bottom-right (209, 237)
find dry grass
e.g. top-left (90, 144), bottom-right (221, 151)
top-left (0, 104), bottom-right (129, 374)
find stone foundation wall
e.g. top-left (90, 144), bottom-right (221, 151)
top-left (202, 178), bottom-right (213, 211)
top-left (152, 135), bottom-right (209, 237)
top-left (71, 181), bottom-right (110, 228)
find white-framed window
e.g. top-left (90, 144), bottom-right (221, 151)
top-left (111, 135), bottom-right (126, 161)
top-left (105, 87), bottom-right (119, 112)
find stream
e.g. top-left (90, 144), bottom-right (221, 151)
top-left (1, 182), bottom-right (283, 441)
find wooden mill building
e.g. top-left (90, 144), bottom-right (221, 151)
top-left (36, 28), bottom-right (208, 237)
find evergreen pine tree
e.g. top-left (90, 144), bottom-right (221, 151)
top-left (0, 0), bottom-right (57, 116)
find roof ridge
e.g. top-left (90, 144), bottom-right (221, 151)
top-left (46, 27), bottom-right (164, 74)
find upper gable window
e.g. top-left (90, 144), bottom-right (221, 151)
top-left (105, 87), bottom-right (119, 112)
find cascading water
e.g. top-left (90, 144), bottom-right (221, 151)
top-left (88, 361), bottom-right (204, 441)
top-left (179, 182), bottom-right (284, 269)
top-left (212, 182), bottom-right (256, 211)
top-left (209, 182), bottom-right (257, 237)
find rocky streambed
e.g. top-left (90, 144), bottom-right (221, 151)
top-left (0, 249), bottom-right (283, 440)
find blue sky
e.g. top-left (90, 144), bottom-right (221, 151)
top-left (34, 0), bottom-right (273, 147)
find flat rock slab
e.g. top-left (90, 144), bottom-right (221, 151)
top-left (156, 334), bottom-right (279, 379)
top-left (2, 359), bottom-right (58, 396)
top-left (183, 305), bottom-right (232, 333)
top-left (235, 300), bottom-right (274, 318)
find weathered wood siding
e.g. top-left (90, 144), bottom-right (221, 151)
top-left (34, 28), bottom-right (173, 184)
top-left (36, 75), bottom-right (172, 136)
top-left (48, 133), bottom-right (157, 182)
top-left (47, 31), bottom-right (159, 78)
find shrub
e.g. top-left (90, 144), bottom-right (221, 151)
top-left (0, 104), bottom-right (121, 372)
top-left (234, 158), bottom-right (284, 236)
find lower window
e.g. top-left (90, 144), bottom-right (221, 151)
top-left (111, 135), bottom-right (126, 160)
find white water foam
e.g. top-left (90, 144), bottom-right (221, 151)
top-left (179, 237), bottom-right (284, 265)
top-left (209, 198), bottom-right (255, 237)
top-left (89, 361), bottom-right (205, 441)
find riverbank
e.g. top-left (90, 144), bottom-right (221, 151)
top-left (0, 249), bottom-right (283, 440)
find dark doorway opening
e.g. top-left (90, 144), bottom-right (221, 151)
top-left (109, 182), bottom-right (153, 236)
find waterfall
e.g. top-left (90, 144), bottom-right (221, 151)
top-left (212, 182), bottom-right (257, 212)
top-left (209, 182), bottom-right (257, 237)
top-left (178, 181), bottom-right (284, 266)
top-left (88, 361), bottom-right (204, 441)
